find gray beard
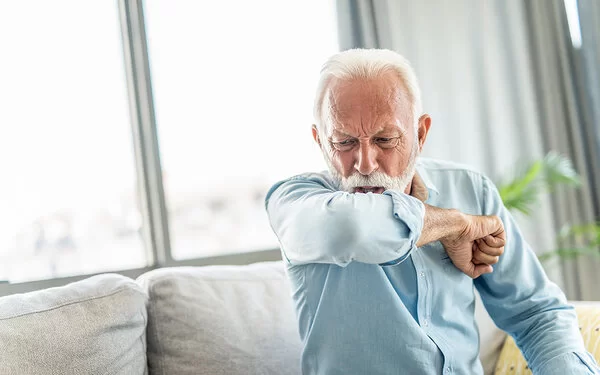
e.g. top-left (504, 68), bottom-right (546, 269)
top-left (324, 137), bottom-right (419, 193)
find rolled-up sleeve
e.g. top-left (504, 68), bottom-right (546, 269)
top-left (474, 176), bottom-right (600, 374)
top-left (265, 173), bottom-right (425, 267)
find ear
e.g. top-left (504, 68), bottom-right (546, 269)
top-left (417, 114), bottom-right (431, 152)
top-left (312, 125), bottom-right (322, 147)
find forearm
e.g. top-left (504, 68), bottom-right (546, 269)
top-left (416, 205), bottom-right (465, 247)
top-left (475, 175), bottom-right (597, 373)
top-left (266, 176), bottom-right (425, 266)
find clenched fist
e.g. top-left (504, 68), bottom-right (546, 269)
top-left (440, 213), bottom-right (505, 279)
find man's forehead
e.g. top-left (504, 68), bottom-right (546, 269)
top-left (325, 77), bottom-right (412, 121)
top-left (323, 77), bottom-right (412, 135)
top-left (327, 79), bottom-right (400, 113)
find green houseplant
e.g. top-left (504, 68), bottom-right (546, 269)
top-left (497, 151), bottom-right (600, 262)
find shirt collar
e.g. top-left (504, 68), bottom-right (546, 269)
top-left (415, 159), bottom-right (439, 199)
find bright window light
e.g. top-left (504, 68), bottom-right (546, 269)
top-left (564, 0), bottom-right (583, 49)
top-left (0, 2), bottom-right (146, 283)
top-left (143, 0), bottom-right (339, 259)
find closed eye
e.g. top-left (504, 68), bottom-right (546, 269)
top-left (374, 136), bottom-right (401, 149)
top-left (330, 138), bottom-right (358, 151)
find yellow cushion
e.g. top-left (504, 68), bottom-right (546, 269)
top-left (494, 306), bottom-right (600, 375)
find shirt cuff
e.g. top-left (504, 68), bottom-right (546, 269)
top-left (384, 190), bottom-right (425, 236)
top-left (378, 191), bottom-right (425, 266)
top-left (535, 352), bottom-right (600, 374)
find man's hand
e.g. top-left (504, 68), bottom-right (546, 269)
top-left (409, 173), bottom-right (428, 202)
top-left (440, 214), bottom-right (505, 279)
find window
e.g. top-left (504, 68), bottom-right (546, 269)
top-left (0, 2), bottom-right (146, 283)
top-left (0, 1), bottom-right (338, 289)
top-left (143, 1), bottom-right (338, 259)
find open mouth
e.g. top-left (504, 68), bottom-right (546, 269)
top-left (353, 186), bottom-right (385, 194)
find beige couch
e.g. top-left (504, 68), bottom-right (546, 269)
top-left (0, 261), bottom-right (596, 374)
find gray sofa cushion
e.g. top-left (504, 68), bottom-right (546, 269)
top-left (137, 261), bottom-right (302, 375)
top-left (0, 274), bottom-right (148, 375)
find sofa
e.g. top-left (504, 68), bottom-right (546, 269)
top-left (0, 260), bottom-right (598, 375)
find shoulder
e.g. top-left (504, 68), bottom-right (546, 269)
top-left (417, 157), bottom-right (485, 176)
top-left (417, 158), bottom-right (501, 214)
top-left (417, 157), bottom-right (494, 186)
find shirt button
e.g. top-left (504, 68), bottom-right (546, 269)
top-left (423, 319), bottom-right (429, 327)
top-left (445, 367), bottom-right (451, 373)
top-left (419, 271), bottom-right (426, 277)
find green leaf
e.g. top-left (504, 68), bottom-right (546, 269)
top-left (544, 222), bottom-right (600, 262)
top-left (538, 246), bottom-right (600, 262)
top-left (497, 152), bottom-right (598, 264)
top-left (499, 160), bottom-right (543, 214)
top-left (541, 151), bottom-right (581, 191)
top-left (497, 152), bottom-right (581, 216)
top-left (500, 185), bottom-right (538, 215)
top-left (557, 222), bottom-right (600, 245)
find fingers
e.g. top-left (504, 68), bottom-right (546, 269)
top-left (467, 242), bottom-right (498, 278)
top-left (485, 216), bottom-right (506, 242)
top-left (476, 215), bottom-right (505, 242)
top-left (452, 244), bottom-right (495, 279)
top-left (471, 264), bottom-right (494, 278)
top-left (476, 236), bottom-right (504, 256)
top-left (409, 173), bottom-right (428, 202)
top-left (473, 248), bottom-right (499, 265)
top-left (461, 262), bottom-right (493, 279)
top-left (472, 241), bottom-right (500, 265)
top-left (482, 234), bottom-right (505, 249)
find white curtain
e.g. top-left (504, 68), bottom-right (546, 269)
top-left (525, 0), bottom-right (600, 300)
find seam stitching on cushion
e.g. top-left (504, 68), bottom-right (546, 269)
top-left (147, 281), bottom-right (166, 375)
top-left (144, 274), bottom-right (285, 284)
top-left (139, 303), bottom-right (148, 373)
top-left (0, 285), bottom-right (142, 320)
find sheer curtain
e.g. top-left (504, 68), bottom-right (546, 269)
top-left (336, 0), bottom-right (600, 300)
top-left (525, 0), bottom-right (600, 300)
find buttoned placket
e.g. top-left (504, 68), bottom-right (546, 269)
top-left (413, 248), bottom-right (430, 330)
top-left (414, 243), bottom-right (456, 375)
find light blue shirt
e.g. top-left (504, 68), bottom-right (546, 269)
top-left (266, 157), bottom-right (600, 375)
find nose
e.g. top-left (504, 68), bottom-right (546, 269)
top-left (354, 142), bottom-right (379, 176)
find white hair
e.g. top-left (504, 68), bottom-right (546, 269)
top-left (313, 48), bottom-right (423, 145)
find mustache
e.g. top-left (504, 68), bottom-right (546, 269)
top-left (342, 171), bottom-right (398, 189)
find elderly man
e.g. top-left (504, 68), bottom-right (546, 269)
top-left (265, 49), bottom-right (599, 374)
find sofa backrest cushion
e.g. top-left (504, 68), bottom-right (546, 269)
top-left (0, 273), bottom-right (148, 375)
top-left (137, 261), bottom-right (302, 375)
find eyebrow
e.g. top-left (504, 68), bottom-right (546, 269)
top-left (331, 126), bottom-right (403, 138)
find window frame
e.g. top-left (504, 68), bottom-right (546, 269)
top-left (0, 0), bottom-right (282, 297)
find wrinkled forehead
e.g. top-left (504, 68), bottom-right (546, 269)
top-left (324, 74), bottom-right (413, 129)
